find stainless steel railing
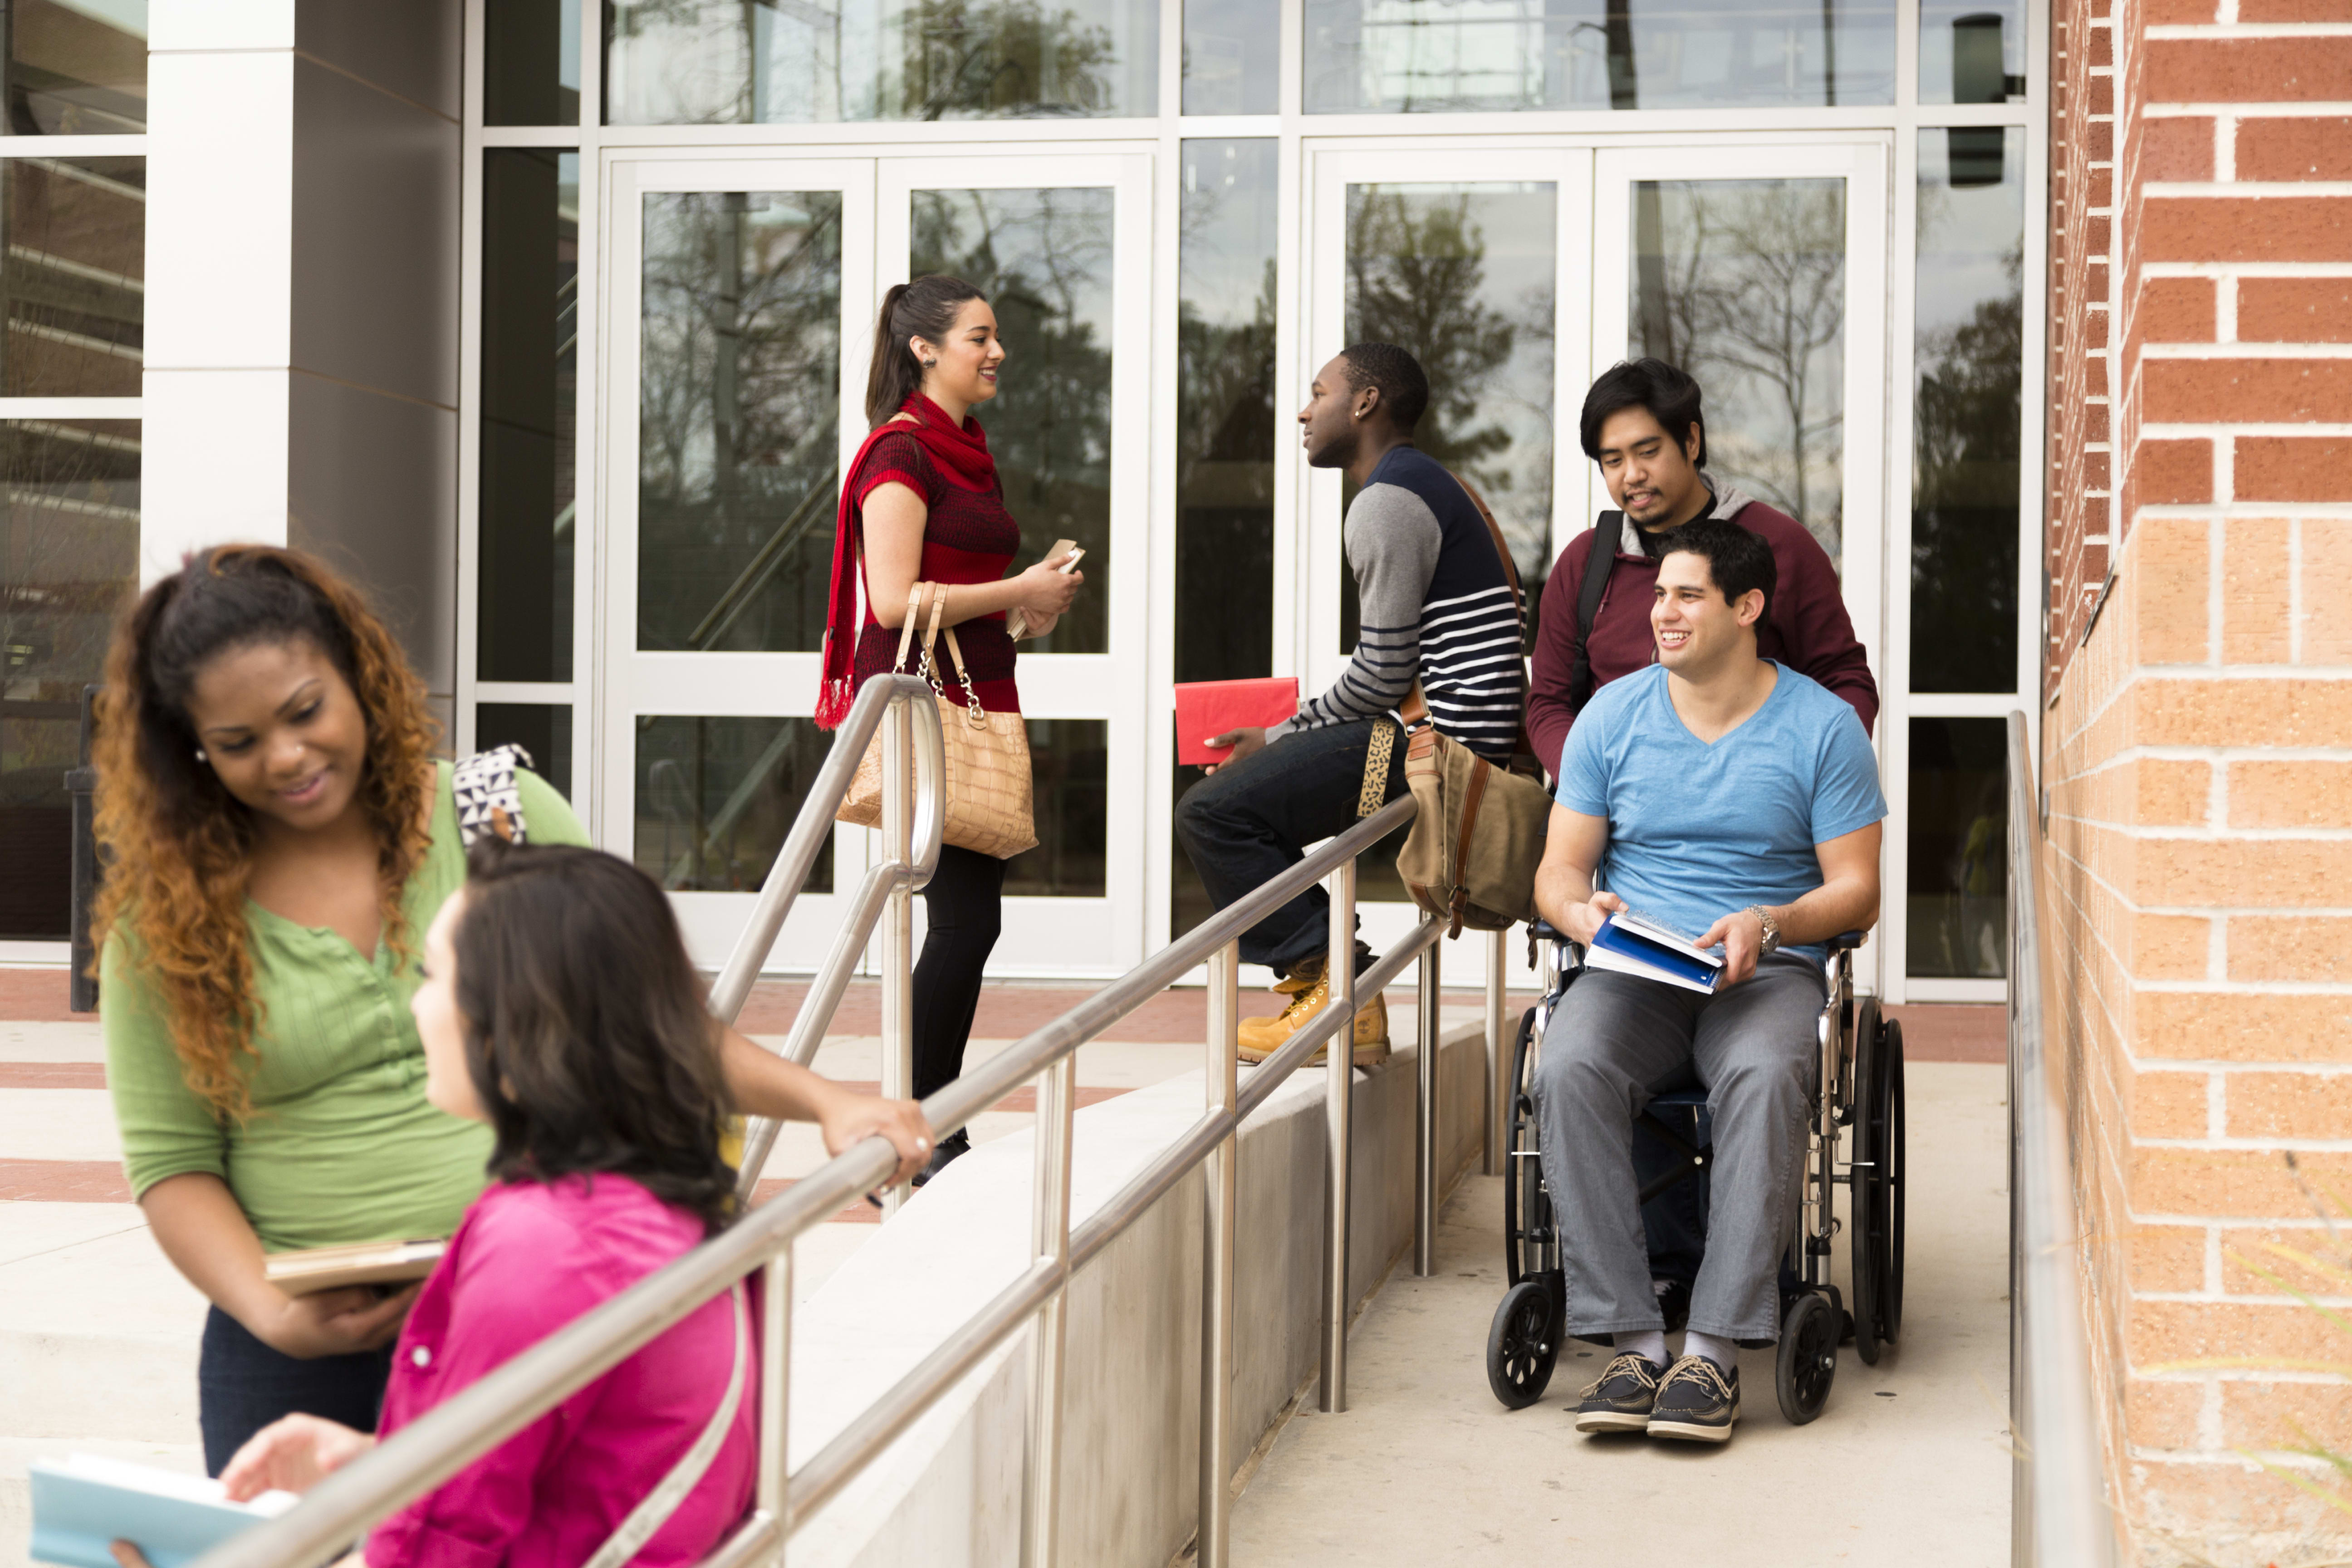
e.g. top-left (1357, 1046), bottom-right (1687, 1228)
top-left (2006, 709), bottom-right (2118, 1566)
top-left (195, 688), bottom-right (1509, 1568)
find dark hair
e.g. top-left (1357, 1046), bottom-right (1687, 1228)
top-left (91, 545), bottom-right (440, 1117)
top-left (1580, 358), bottom-right (1708, 469)
top-left (864, 274), bottom-right (987, 426)
top-left (451, 840), bottom-right (737, 1235)
top-left (1658, 517), bottom-right (1776, 625)
top-left (1338, 342), bottom-right (1430, 432)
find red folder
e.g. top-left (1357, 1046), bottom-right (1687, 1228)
top-left (1175, 678), bottom-right (1300, 766)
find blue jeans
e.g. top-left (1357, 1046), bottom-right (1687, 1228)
top-left (198, 1306), bottom-right (393, 1475)
top-left (1172, 719), bottom-right (1407, 978)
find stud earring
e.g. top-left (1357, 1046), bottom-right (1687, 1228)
top-left (194, 749), bottom-right (207, 763)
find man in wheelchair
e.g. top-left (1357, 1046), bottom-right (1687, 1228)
top-left (1531, 518), bottom-right (1884, 1444)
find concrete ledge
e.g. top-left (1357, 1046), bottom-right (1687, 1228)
top-left (784, 1019), bottom-right (1489, 1567)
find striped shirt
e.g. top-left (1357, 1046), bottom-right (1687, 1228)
top-left (1272, 445), bottom-right (1525, 762)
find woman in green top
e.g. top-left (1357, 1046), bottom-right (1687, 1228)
top-left (95, 545), bottom-right (932, 1474)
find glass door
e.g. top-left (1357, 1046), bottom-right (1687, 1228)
top-left (877, 152), bottom-right (1154, 976)
top-left (1592, 141), bottom-right (1893, 996)
top-left (601, 149), bottom-right (1152, 977)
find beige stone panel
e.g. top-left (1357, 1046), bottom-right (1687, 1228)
top-left (2224, 518), bottom-right (2294, 664)
top-left (2131, 1067), bottom-right (2215, 1138)
top-left (2124, 1376), bottom-right (2209, 1450)
top-left (2136, 990), bottom-right (2352, 1063)
top-left (2219, 1226), bottom-right (2352, 1297)
top-left (2134, 914), bottom-right (2213, 979)
top-left (2229, 759), bottom-right (2352, 829)
top-left (2133, 834), bottom-right (2352, 908)
top-left (2222, 1379), bottom-right (2352, 1453)
top-left (2134, 1456), bottom-right (2352, 1554)
top-left (2230, 914), bottom-right (2352, 981)
top-left (2131, 1298), bottom-right (2316, 1368)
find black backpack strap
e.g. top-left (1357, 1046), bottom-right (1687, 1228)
top-left (1567, 511), bottom-right (1624, 714)
top-left (453, 744), bottom-right (533, 848)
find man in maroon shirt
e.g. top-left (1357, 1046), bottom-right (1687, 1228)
top-left (1528, 360), bottom-right (1878, 776)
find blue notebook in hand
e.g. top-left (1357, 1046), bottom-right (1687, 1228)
top-left (29, 1455), bottom-right (298, 1568)
top-left (1583, 910), bottom-right (1727, 995)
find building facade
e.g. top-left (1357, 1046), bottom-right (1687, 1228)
top-left (5, 0), bottom-right (2045, 1009)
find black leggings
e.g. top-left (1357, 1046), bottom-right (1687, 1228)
top-left (912, 843), bottom-right (1006, 1102)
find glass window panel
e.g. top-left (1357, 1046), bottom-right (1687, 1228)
top-left (1004, 719), bottom-right (1105, 897)
top-left (1631, 178), bottom-right (1846, 566)
top-left (1921, 0), bottom-right (2025, 106)
top-left (480, 150), bottom-right (578, 682)
top-left (486, 0), bottom-right (582, 125)
top-left (1340, 181), bottom-right (1554, 653)
top-left (1, 156), bottom-right (143, 397)
top-left (1183, 0), bottom-right (1275, 114)
top-left (475, 703), bottom-right (573, 800)
top-left (1912, 128), bottom-right (2024, 694)
top-left (604, 0), bottom-right (1157, 124)
top-left (6, 0), bottom-right (145, 135)
top-left (911, 185), bottom-right (1114, 654)
top-left (638, 189), bottom-right (843, 654)
top-left (1304, 0), bottom-right (1894, 115)
top-left (1907, 716), bottom-right (2006, 980)
top-left (635, 715), bottom-right (835, 893)
top-left (1171, 139), bottom-right (1277, 936)
top-left (0, 417), bottom-right (137, 939)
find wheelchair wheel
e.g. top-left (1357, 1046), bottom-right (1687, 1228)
top-left (1486, 1278), bottom-right (1561, 1409)
top-left (1775, 1292), bottom-right (1838, 1425)
top-left (1851, 1004), bottom-right (1906, 1363)
top-left (1502, 1005), bottom-right (1550, 1285)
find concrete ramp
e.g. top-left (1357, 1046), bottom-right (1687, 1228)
top-left (1231, 1062), bottom-right (2013, 1564)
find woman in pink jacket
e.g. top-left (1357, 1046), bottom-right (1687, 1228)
top-left (194, 842), bottom-right (805, 1568)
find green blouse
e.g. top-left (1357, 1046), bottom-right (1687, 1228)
top-left (102, 763), bottom-right (589, 1253)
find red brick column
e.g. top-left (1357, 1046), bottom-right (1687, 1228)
top-left (2046, 1), bottom-right (2352, 1559)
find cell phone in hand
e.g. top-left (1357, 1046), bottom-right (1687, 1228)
top-left (1008, 539), bottom-right (1082, 640)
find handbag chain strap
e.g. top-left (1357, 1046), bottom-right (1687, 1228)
top-left (916, 583), bottom-right (991, 730)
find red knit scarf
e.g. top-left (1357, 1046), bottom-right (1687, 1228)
top-left (815, 396), bottom-right (998, 729)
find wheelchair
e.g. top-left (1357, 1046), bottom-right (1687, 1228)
top-left (1484, 921), bottom-right (1906, 1426)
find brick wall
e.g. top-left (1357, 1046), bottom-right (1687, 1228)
top-left (2044, 1), bottom-right (2352, 1562)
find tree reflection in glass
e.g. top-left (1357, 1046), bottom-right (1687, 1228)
top-left (912, 185), bottom-right (1115, 654)
top-left (1911, 128), bottom-right (2023, 694)
top-left (637, 190), bottom-right (843, 654)
top-left (1341, 182), bottom-right (1556, 650)
top-left (1632, 179), bottom-right (1847, 567)
top-left (605, 0), bottom-right (1154, 125)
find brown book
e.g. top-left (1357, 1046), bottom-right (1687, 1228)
top-left (262, 1239), bottom-right (446, 1297)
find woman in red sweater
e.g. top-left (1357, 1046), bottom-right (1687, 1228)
top-left (815, 274), bottom-right (1085, 1184)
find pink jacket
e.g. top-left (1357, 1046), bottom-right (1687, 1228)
top-left (366, 1175), bottom-right (757, 1568)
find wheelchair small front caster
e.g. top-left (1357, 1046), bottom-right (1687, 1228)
top-left (1485, 1279), bottom-right (1561, 1410)
top-left (1776, 1293), bottom-right (1838, 1425)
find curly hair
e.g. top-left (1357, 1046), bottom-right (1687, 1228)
top-left (91, 545), bottom-right (441, 1119)
top-left (452, 840), bottom-right (738, 1235)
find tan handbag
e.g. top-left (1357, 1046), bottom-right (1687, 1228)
top-left (837, 583), bottom-right (1039, 859)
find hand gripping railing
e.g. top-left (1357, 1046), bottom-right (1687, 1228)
top-left (2005, 710), bottom-right (2118, 1566)
top-left (189, 700), bottom-right (1508, 1568)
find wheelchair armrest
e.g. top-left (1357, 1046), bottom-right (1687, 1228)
top-left (1531, 918), bottom-right (1567, 943)
top-left (1826, 930), bottom-right (1869, 952)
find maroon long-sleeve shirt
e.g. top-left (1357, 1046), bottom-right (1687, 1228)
top-left (1527, 487), bottom-right (1880, 776)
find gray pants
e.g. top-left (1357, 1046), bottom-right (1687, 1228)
top-left (1532, 955), bottom-right (1826, 1343)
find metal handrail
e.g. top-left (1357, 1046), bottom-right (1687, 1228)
top-left (196, 725), bottom-right (1504, 1568)
top-left (2006, 710), bottom-right (2118, 1566)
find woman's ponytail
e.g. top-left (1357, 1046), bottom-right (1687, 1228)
top-left (862, 274), bottom-right (986, 427)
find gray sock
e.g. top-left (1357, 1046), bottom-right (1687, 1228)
top-left (1620, 1330), bottom-right (1669, 1367)
top-left (1682, 1330), bottom-right (1738, 1371)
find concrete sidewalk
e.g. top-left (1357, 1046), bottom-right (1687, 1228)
top-left (1230, 1062), bottom-right (2013, 1565)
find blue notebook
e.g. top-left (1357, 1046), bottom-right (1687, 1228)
top-left (29, 1455), bottom-right (298, 1568)
top-left (1584, 910), bottom-right (1726, 995)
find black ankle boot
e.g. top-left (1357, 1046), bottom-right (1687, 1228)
top-left (912, 1129), bottom-right (971, 1188)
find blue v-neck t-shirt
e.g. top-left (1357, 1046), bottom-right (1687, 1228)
top-left (1555, 662), bottom-right (1886, 966)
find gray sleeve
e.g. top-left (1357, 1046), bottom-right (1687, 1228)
top-left (1272, 483), bottom-right (1442, 738)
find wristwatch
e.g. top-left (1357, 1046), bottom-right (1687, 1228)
top-left (1746, 906), bottom-right (1783, 955)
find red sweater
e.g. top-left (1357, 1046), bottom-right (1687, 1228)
top-left (1527, 490), bottom-right (1879, 776)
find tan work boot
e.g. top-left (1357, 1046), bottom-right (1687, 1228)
top-left (1235, 953), bottom-right (1391, 1067)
